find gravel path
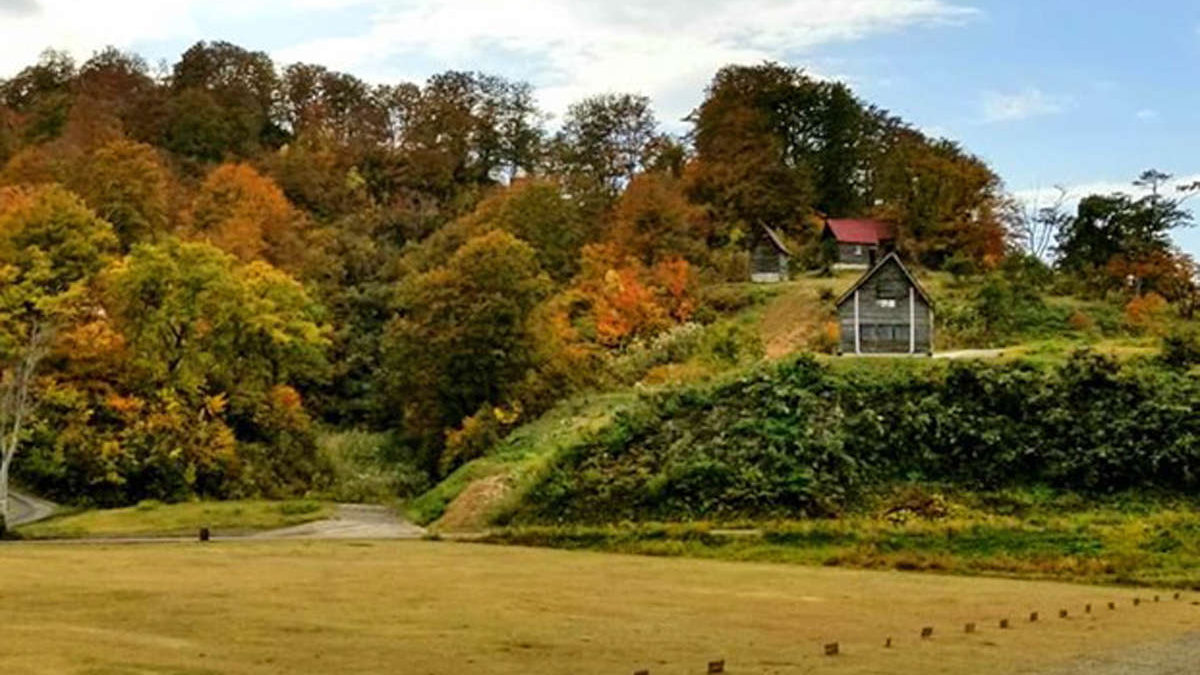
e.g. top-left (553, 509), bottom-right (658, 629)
top-left (251, 503), bottom-right (426, 540)
top-left (1034, 632), bottom-right (1200, 674)
top-left (7, 490), bottom-right (57, 526)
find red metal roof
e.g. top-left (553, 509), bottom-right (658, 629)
top-left (825, 219), bottom-right (894, 245)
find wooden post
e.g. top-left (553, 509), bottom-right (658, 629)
top-left (707, 660), bottom-right (724, 674)
top-left (1029, 612), bottom-right (1038, 622)
top-left (920, 627), bottom-right (933, 638)
top-left (908, 286), bottom-right (915, 353)
top-left (964, 623), bottom-right (976, 634)
top-left (824, 643), bottom-right (839, 656)
top-left (999, 619), bottom-right (1009, 629)
top-left (198, 527), bottom-right (210, 542)
top-left (854, 290), bottom-right (861, 354)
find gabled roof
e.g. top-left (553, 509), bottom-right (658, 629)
top-left (755, 223), bottom-right (791, 256)
top-left (835, 251), bottom-right (934, 308)
top-left (825, 218), bottom-right (894, 245)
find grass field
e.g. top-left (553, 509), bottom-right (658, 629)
top-left (1, 540), bottom-right (1196, 674)
top-left (16, 500), bottom-right (335, 539)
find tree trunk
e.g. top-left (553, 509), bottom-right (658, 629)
top-left (0, 452), bottom-right (10, 538)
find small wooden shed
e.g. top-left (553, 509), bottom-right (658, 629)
top-left (821, 218), bottom-right (895, 269)
top-left (835, 252), bottom-right (934, 355)
top-left (750, 224), bottom-right (790, 283)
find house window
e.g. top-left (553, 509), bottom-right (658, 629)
top-left (854, 245), bottom-right (864, 256)
top-left (877, 299), bottom-right (896, 308)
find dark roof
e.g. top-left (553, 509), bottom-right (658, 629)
top-left (835, 251), bottom-right (934, 307)
top-left (825, 218), bottom-right (894, 245)
top-left (755, 223), bottom-right (791, 256)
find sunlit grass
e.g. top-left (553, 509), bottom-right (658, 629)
top-left (16, 499), bottom-right (335, 539)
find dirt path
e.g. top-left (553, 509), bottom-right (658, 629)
top-left (935, 348), bottom-right (1007, 359)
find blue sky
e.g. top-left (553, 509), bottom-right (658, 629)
top-left (1, 0), bottom-right (1197, 254)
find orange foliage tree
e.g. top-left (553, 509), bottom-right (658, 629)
top-left (191, 163), bottom-right (309, 271)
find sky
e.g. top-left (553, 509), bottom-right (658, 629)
top-left (1, 0), bottom-right (1198, 255)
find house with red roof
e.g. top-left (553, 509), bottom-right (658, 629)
top-left (821, 218), bottom-right (895, 269)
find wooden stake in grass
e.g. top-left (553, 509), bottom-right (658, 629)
top-left (1085, 604), bottom-right (1091, 614)
top-left (1134, 598), bottom-right (1141, 606)
top-left (921, 627), bottom-right (934, 639)
top-left (1108, 602), bottom-right (1116, 610)
top-left (1175, 593), bottom-right (1182, 600)
top-left (1154, 595), bottom-right (1160, 603)
top-left (634, 670), bottom-right (649, 675)
top-left (1029, 612), bottom-right (1038, 622)
top-left (964, 623), bottom-right (976, 634)
top-left (885, 637), bottom-right (892, 648)
top-left (199, 527), bottom-right (211, 542)
top-left (707, 659), bottom-right (725, 674)
top-left (1058, 609), bottom-right (1068, 619)
top-left (824, 642), bottom-right (839, 656)
top-left (999, 619), bottom-right (1009, 629)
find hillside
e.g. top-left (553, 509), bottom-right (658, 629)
top-left (412, 269), bottom-right (1196, 533)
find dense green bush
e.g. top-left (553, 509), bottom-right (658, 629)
top-left (514, 352), bottom-right (1200, 523)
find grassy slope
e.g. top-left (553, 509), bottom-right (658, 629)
top-left (2, 540), bottom-right (1194, 675)
top-left (407, 392), bottom-right (636, 528)
top-left (16, 499), bottom-right (335, 539)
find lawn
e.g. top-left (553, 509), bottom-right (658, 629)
top-left (0, 540), bottom-right (1195, 674)
top-left (15, 499), bottom-right (336, 539)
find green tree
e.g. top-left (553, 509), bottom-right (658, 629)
top-left (74, 140), bottom-right (171, 249)
top-left (550, 93), bottom-right (660, 205)
top-left (383, 230), bottom-right (549, 470)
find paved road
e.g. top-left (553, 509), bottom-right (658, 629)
top-left (7, 490), bottom-right (56, 526)
top-left (1036, 632), bottom-right (1200, 675)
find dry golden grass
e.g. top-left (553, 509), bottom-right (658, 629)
top-left (2, 540), bottom-right (1196, 674)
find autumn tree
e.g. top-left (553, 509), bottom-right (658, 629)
top-left (0, 185), bottom-right (118, 531)
top-left (191, 163), bottom-right (309, 270)
top-left (609, 172), bottom-right (709, 267)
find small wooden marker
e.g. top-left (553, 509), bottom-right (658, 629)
top-left (824, 642), bottom-right (839, 657)
top-left (964, 622), bottom-right (976, 634)
top-left (198, 527), bottom-right (211, 542)
top-left (1058, 609), bottom-right (1068, 619)
top-left (1134, 598), bottom-right (1141, 606)
top-left (707, 660), bottom-right (725, 674)
top-left (1029, 611), bottom-right (1038, 622)
top-left (1154, 595), bottom-right (1160, 603)
top-left (634, 670), bottom-right (649, 675)
top-left (1107, 602), bottom-right (1116, 610)
top-left (1175, 592), bottom-right (1182, 600)
top-left (885, 637), bottom-right (892, 648)
top-left (999, 619), bottom-right (1009, 629)
top-left (1085, 603), bottom-right (1091, 613)
top-left (921, 627), bottom-right (934, 639)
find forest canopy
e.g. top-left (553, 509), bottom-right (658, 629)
top-left (0, 43), bottom-right (1195, 507)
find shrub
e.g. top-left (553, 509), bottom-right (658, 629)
top-left (513, 353), bottom-right (1200, 524)
top-left (1162, 326), bottom-right (1200, 369)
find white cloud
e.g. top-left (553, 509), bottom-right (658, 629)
top-left (1136, 108), bottom-right (1159, 122)
top-left (980, 87), bottom-right (1069, 123)
top-left (0, 0), bottom-right (977, 129)
top-left (1013, 173), bottom-right (1200, 212)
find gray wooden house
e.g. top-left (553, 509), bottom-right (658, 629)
top-left (835, 252), bottom-right (934, 355)
top-left (750, 224), bottom-right (790, 283)
top-left (821, 218), bottom-right (895, 269)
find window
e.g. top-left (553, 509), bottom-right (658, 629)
top-left (877, 299), bottom-right (896, 308)
top-left (854, 245), bottom-right (864, 256)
